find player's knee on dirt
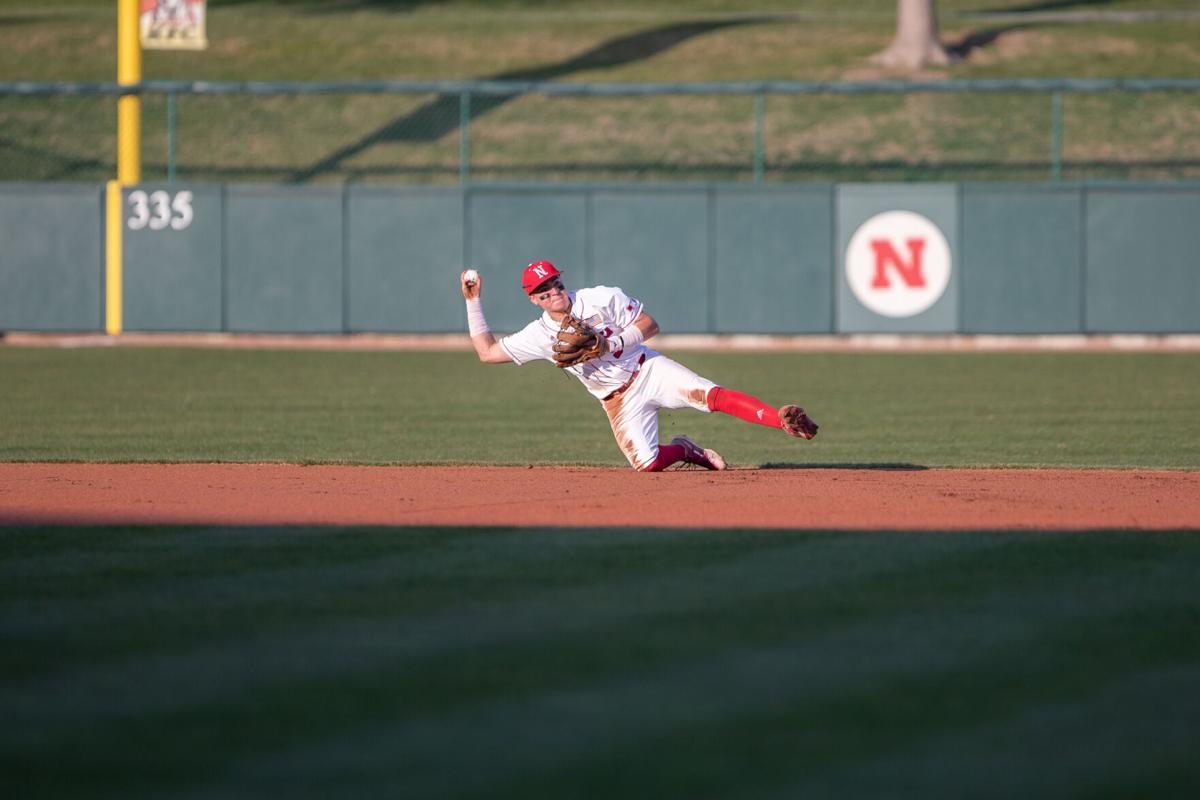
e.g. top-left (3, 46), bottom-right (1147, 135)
top-left (635, 449), bottom-right (659, 472)
top-left (638, 442), bottom-right (689, 472)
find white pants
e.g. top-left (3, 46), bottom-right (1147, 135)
top-left (601, 352), bottom-right (715, 470)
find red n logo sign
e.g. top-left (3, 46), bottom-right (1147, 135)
top-left (846, 211), bottom-right (951, 318)
top-left (870, 239), bottom-right (927, 289)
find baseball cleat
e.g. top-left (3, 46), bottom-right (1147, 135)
top-left (671, 435), bottom-right (727, 471)
top-left (779, 405), bottom-right (819, 439)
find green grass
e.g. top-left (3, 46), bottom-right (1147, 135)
top-left (2, 347), bottom-right (1199, 468)
top-left (1, 525), bottom-right (1198, 798)
top-left (4, 1), bottom-right (1199, 83)
top-left (2, 1), bottom-right (1199, 182)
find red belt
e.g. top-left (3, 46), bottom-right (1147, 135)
top-left (602, 354), bottom-right (646, 402)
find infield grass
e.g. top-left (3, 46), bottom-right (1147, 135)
top-left (2, 346), bottom-right (1198, 468)
top-left (2, 525), bottom-right (1198, 799)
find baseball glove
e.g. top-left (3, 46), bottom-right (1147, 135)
top-left (552, 313), bottom-right (605, 368)
top-left (780, 404), bottom-right (819, 440)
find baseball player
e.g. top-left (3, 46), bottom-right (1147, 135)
top-left (460, 260), bottom-right (818, 471)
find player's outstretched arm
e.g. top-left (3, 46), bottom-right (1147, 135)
top-left (592, 310), bottom-right (659, 358)
top-left (460, 270), bottom-right (513, 364)
top-left (629, 312), bottom-right (660, 341)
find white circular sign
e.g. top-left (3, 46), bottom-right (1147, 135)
top-left (845, 210), bottom-right (951, 318)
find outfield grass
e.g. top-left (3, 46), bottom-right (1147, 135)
top-left (1, 525), bottom-right (1198, 798)
top-left (3, 1), bottom-right (1199, 182)
top-left (5, 0), bottom-right (1198, 83)
top-left (2, 347), bottom-right (1199, 468)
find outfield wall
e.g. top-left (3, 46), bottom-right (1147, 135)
top-left (2, 182), bottom-right (1198, 335)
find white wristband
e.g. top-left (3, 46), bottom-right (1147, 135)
top-left (610, 323), bottom-right (645, 353)
top-left (466, 298), bottom-right (490, 337)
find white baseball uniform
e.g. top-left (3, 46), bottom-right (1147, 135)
top-left (500, 286), bottom-right (715, 470)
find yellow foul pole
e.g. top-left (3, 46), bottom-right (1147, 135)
top-left (107, 0), bottom-right (142, 335)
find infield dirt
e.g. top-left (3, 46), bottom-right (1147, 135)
top-left (2, 464), bottom-right (1197, 530)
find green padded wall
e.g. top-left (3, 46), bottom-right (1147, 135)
top-left (0, 184), bottom-right (102, 331)
top-left (591, 189), bottom-right (710, 333)
top-left (225, 186), bottom-right (344, 333)
top-left (4, 182), bottom-right (1200, 336)
top-left (836, 184), bottom-right (960, 334)
top-left (714, 186), bottom-right (833, 334)
top-left (122, 185), bottom-right (223, 331)
top-left (347, 187), bottom-right (464, 333)
top-left (1085, 187), bottom-right (1200, 333)
top-left (467, 187), bottom-right (588, 335)
top-left (961, 186), bottom-right (1082, 334)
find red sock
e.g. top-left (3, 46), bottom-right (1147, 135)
top-left (707, 387), bottom-right (781, 429)
top-left (641, 443), bottom-right (686, 472)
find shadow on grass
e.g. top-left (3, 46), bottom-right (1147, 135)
top-left (946, 23), bottom-right (1036, 60)
top-left (288, 15), bottom-right (777, 182)
top-left (976, 0), bottom-right (1118, 13)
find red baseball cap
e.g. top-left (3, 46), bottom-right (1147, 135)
top-left (521, 260), bottom-right (562, 294)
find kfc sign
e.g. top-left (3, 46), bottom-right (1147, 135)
top-left (845, 210), bottom-right (951, 318)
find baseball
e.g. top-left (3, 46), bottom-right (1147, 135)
top-left (463, 269), bottom-right (479, 286)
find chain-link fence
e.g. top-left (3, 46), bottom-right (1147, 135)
top-left (3, 80), bottom-right (1199, 184)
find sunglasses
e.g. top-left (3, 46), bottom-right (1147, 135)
top-left (533, 279), bottom-right (564, 301)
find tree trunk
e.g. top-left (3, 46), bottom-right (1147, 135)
top-left (872, 0), bottom-right (954, 69)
